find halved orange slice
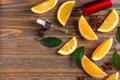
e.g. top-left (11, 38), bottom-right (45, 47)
top-left (31, 0), bottom-right (58, 13)
top-left (58, 36), bottom-right (78, 55)
top-left (81, 55), bottom-right (107, 78)
top-left (106, 72), bottom-right (119, 80)
top-left (92, 37), bottom-right (113, 61)
top-left (57, 0), bottom-right (75, 26)
top-left (78, 15), bottom-right (98, 40)
top-left (98, 9), bottom-right (119, 32)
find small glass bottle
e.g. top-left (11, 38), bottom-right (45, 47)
top-left (37, 19), bottom-right (76, 35)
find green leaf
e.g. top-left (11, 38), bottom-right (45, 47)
top-left (113, 50), bottom-right (120, 70)
top-left (72, 46), bottom-right (85, 64)
top-left (116, 27), bottom-right (120, 43)
top-left (40, 37), bottom-right (62, 48)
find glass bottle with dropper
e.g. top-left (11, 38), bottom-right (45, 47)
top-left (72, 0), bottom-right (112, 16)
top-left (37, 19), bottom-right (76, 35)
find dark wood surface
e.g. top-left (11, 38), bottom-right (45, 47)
top-left (0, 0), bottom-right (120, 80)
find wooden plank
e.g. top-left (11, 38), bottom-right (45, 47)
top-left (0, 0), bottom-right (120, 80)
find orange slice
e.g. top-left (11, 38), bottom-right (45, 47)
top-left (81, 55), bottom-right (107, 78)
top-left (97, 9), bottom-right (119, 32)
top-left (78, 15), bottom-right (98, 40)
top-left (31, 0), bottom-right (58, 13)
top-left (106, 72), bottom-right (119, 80)
top-left (58, 36), bottom-right (77, 55)
top-left (57, 0), bottom-right (75, 26)
top-left (92, 37), bottom-right (113, 61)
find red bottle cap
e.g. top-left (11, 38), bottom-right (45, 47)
top-left (82, 0), bottom-right (113, 15)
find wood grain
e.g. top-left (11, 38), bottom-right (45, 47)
top-left (0, 0), bottom-right (120, 80)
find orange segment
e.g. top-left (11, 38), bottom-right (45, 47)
top-left (92, 37), bottom-right (113, 61)
top-left (81, 55), bottom-right (107, 78)
top-left (57, 1), bottom-right (75, 26)
top-left (106, 72), bottom-right (119, 80)
top-left (58, 36), bottom-right (78, 55)
top-left (98, 9), bottom-right (119, 32)
top-left (31, 0), bottom-right (58, 13)
top-left (78, 15), bottom-right (98, 40)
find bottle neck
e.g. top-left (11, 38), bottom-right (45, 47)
top-left (71, 7), bottom-right (83, 16)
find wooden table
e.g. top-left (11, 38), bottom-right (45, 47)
top-left (0, 0), bottom-right (120, 80)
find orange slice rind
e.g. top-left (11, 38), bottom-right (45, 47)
top-left (78, 15), bottom-right (98, 40)
top-left (58, 36), bottom-right (78, 55)
top-left (31, 0), bottom-right (58, 13)
top-left (81, 55), bottom-right (107, 78)
top-left (92, 37), bottom-right (113, 61)
top-left (106, 72), bottom-right (119, 80)
top-left (57, 0), bottom-right (75, 26)
top-left (97, 9), bottom-right (119, 32)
